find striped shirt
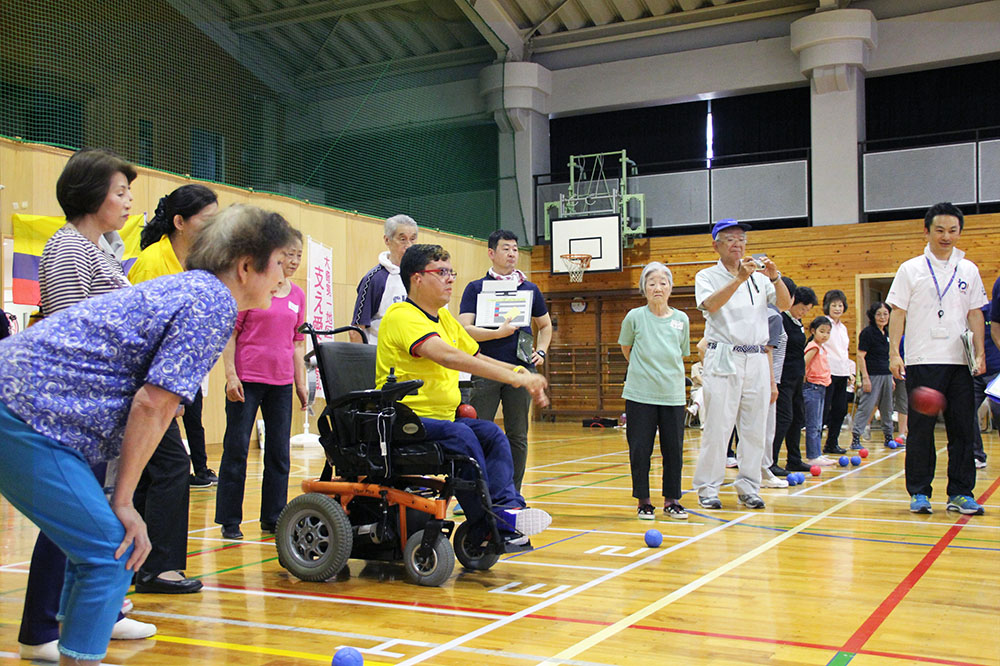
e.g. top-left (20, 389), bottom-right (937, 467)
top-left (38, 224), bottom-right (130, 315)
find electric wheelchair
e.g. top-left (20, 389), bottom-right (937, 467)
top-left (274, 324), bottom-right (532, 587)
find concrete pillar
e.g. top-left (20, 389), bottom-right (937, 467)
top-left (480, 62), bottom-right (551, 242)
top-left (791, 9), bottom-right (876, 226)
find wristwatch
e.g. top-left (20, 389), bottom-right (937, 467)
top-left (537, 349), bottom-right (547, 358)
top-left (770, 271), bottom-right (782, 284)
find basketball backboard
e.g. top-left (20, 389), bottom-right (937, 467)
top-left (550, 214), bottom-right (622, 275)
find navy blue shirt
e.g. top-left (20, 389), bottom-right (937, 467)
top-left (459, 275), bottom-right (547, 367)
top-left (984, 274), bottom-right (1000, 374)
top-left (858, 325), bottom-right (891, 376)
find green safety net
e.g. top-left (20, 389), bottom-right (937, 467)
top-left (0, 0), bottom-right (522, 241)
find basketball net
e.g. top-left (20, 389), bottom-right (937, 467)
top-left (560, 254), bottom-right (592, 283)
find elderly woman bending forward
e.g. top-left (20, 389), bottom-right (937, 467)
top-left (619, 262), bottom-right (691, 521)
top-left (0, 204), bottom-right (293, 665)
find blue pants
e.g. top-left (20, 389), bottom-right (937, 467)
top-left (216, 382), bottom-right (292, 527)
top-left (420, 417), bottom-right (524, 530)
top-left (0, 402), bottom-right (133, 661)
top-left (803, 381), bottom-right (827, 460)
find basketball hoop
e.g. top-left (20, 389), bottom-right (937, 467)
top-left (560, 253), bottom-right (592, 282)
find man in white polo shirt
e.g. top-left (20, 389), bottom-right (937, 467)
top-left (692, 219), bottom-right (791, 510)
top-left (888, 202), bottom-right (987, 516)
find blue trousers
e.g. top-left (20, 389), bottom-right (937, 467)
top-left (0, 401), bottom-right (133, 661)
top-left (420, 417), bottom-right (524, 530)
top-left (216, 382), bottom-right (292, 527)
top-left (803, 381), bottom-right (827, 460)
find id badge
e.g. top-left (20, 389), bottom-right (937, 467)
top-left (931, 326), bottom-right (948, 339)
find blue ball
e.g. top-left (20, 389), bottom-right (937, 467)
top-left (794, 472), bottom-right (806, 484)
top-left (787, 474), bottom-right (798, 486)
top-left (333, 647), bottom-right (364, 666)
top-left (888, 440), bottom-right (899, 449)
top-left (851, 455), bottom-right (862, 466)
top-left (644, 529), bottom-right (663, 548)
top-left (839, 456), bottom-right (849, 467)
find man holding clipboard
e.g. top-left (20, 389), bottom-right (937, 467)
top-left (459, 230), bottom-right (552, 492)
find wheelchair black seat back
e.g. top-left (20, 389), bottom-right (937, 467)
top-left (274, 324), bottom-right (524, 588)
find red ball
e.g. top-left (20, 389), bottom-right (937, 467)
top-left (456, 403), bottom-right (477, 420)
top-left (810, 465), bottom-right (821, 476)
top-left (911, 386), bottom-right (947, 416)
top-left (859, 448), bottom-right (869, 458)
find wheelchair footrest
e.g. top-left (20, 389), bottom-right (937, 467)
top-left (502, 540), bottom-right (534, 554)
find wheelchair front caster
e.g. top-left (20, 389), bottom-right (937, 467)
top-left (453, 521), bottom-right (501, 571)
top-left (403, 529), bottom-right (455, 586)
top-left (276, 493), bottom-right (353, 582)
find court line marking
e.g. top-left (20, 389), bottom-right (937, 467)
top-left (538, 469), bottom-right (904, 665)
top-left (152, 633), bottom-right (394, 665)
top-left (761, 510), bottom-right (1000, 530)
top-left (791, 448), bottom-right (903, 496)
top-left (836, 473), bottom-right (1000, 659)
top-left (393, 512), bottom-right (755, 666)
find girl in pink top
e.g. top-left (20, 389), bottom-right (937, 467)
top-left (215, 228), bottom-right (307, 540)
top-left (803, 316), bottom-right (834, 465)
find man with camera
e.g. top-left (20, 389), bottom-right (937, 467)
top-left (692, 219), bottom-right (791, 510)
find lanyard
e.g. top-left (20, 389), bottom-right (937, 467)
top-left (925, 256), bottom-right (957, 319)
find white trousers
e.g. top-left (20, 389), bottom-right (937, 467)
top-left (693, 351), bottom-right (770, 498)
top-left (762, 399), bottom-right (776, 471)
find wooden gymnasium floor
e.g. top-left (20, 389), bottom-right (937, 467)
top-left (2, 422), bottom-right (998, 665)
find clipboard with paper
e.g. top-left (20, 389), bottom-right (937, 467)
top-left (961, 329), bottom-right (977, 375)
top-left (986, 372), bottom-right (1000, 403)
top-left (474, 280), bottom-right (533, 328)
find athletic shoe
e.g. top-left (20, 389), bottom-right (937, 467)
top-left (807, 456), bottom-right (836, 467)
top-left (726, 456), bottom-right (738, 468)
top-left (698, 496), bottom-right (722, 510)
top-left (975, 458), bottom-right (987, 469)
top-left (769, 464), bottom-right (788, 477)
top-left (122, 597), bottom-right (134, 614)
top-left (862, 425), bottom-right (871, 441)
top-left (737, 493), bottom-right (766, 509)
top-left (761, 470), bottom-right (789, 488)
top-left (946, 495), bottom-right (985, 515)
top-left (501, 507), bottom-right (552, 536)
top-left (824, 444), bottom-right (847, 455)
top-left (19, 640), bottom-right (59, 662)
top-left (909, 494), bottom-right (932, 514)
top-left (194, 468), bottom-right (219, 485)
top-left (222, 524), bottom-right (244, 540)
top-left (190, 473), bottom-right (212, 488)
top-left (663, 503), bottom-right (688, 520)
top-left (850, 433), bottom-right (862, 450)
top-left (637, 504), bottom-right (656, 520)
top-left (785, 460), bottom-right (812, 472)
top-left (111, 617), bottom-right (157, 639)
top-left (260, 521), bottom-right (277, 534)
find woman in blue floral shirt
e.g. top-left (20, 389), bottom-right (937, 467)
top-left (0, 204), bottom-right (293, 665)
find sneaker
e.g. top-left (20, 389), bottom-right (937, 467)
top-left (260, 521), bottom-right (277, 534)
top-left (769, 464), bottom-right (788, 477)
top-left (850, 433), bottom-right (862, 450)
top-left (19, 640), bottom-right (59, 662)
top-left (947, 495), bottom-right (985, 515)
top-left (824, 444), bottom-right (847, 455)
top-left (698, 495), bottom-right (722, 510)
top-left (122, 597), bottom-right (134, 614)
top-left (726, 456), bottom-right (738, 468)
top-left (221, 524), bottom-right (244, 540)
top-left (862, 425), bottom-right (871, 441)
top-left (663, 503), bottom-right (688, 520)
top-left (884, 434), bottom-right (895, 448)
top-left (190, 474), bottom-right (212, 488)
top-left (194, 468), bottom-right (219, 485)
top-left (975, 458), bottom-right (987, 469)
top-left (761, 471), bottom-right (789, 488)
top-left (909, 494), bottom-right (932, 514)
top-left (785, 460), bottom-right (812, 472)
top-left (111, 616), bottom-right (157, 639)
top-left (737, 493), bottom-right (766, 509)
top-left (637, 504), bottom-right (656, 520)
top-left (807, 456), bottom-right (836, 467)
top-left (501, 507), bottom-right (552, 536)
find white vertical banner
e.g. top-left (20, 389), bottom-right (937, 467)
top-left (306, 236), bottom-right (335, 398)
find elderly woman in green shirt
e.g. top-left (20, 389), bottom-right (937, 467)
top-left (619, 262), bottom-right (691, 520)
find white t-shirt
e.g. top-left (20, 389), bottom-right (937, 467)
top-left (695, 260), bottom-right (776, 347)
top-left (824, 319), bottom-right (851, 376)
top-left (886, 245), bottom-right (988, 366)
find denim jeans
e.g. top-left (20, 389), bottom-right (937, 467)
top-left (420, 417), bottom-right (523, 531)
top-left (215, 382), bottom-right (292, 527)
top-left (803, 382), bottom-right (827, 460)
top-left (469, 376), bottom-right (532, 492)
top-left (0, 401), bottom-right (133, 661)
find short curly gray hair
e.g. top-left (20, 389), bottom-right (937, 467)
top-left (639, 261), bottom-right (673, 296)
top-left (384, 214), bottom-right (418, 238)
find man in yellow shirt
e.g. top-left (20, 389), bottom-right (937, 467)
top-left (376, 244), bottom-right (551, 543)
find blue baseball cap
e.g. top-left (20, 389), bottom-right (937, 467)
top-left (711, 218), bottom-right (751, 240)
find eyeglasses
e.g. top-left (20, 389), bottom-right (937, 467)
top-left (416, 268), bottom-right (457, 280)
top-left (718, 236), bottom-right (747, 245)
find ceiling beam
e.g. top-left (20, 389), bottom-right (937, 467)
top-left (231, 0), bottom-right (417, 34)
top-left (296, 45), bottom-right (496, 87)
top-left (531, 0), bottom-right (818, 53)
top-left (453, 0), bottom-right (525, 61)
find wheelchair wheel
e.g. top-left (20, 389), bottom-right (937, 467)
top-left (276, 493), bottom-right (352, 582)
top-left (402, 529), bottom-right (454, 587)
top-left (453, 520), bottom-right (501, 571)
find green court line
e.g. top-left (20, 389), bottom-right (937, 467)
top-left (0, 586), bottom-right (27, 597)
top-left (826, 650), bottom-right (856, 665)
top-left (192, 555), bottom-right (280, 579)
top-left (526, 473), bottom-right (631, 500)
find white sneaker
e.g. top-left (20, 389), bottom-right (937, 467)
top-left (975, 458), bottom-right (987, 469)
top-left (19, 640), bottom-right (60, 662)
top-left (761, 469), bottom-right (789, 488)
top-left (726, 456), bottom-right (738, 468)
top-left (111, 616), bottom-right (157, 640)
top-left (122, 597), bottom-right (134, 614)
top-left (807, 456), bottom-right (836, 467)
top-left (502, 507), bottom-right (552, 536)
top-left (862, 425), bottom-right (871, 441)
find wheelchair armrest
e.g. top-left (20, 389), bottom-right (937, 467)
top-left (377, 379), bottom-right (423, 403)
top-left (324, 388), bottom-right (384, 411)
top-left (323, 379), bottom-right (423, 412)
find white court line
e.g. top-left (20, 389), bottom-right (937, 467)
top-left (199, 585), bottom-right (500, 619)
top-left (790, 447), bottom-right (905, 496)
top-left (529, 451), bottom-right (629, 470)
top-left (130, 610), bottom-right (615, 666)
top-left (394, 513), bottom-right (754, 666)
top-left (790, 493), bottom-right (1000, 510)
top-left (499, 560), bottom-right (617, 573)
top-left (759, 510), bottom-right (1000, 530)
top-left (546, 527), bottom-right (692, 539)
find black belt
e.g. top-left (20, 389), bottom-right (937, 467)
top-left (707, 341), bottom-right (767, 354)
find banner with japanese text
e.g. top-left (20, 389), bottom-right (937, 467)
top-left (306, 236), bottom-right (335, 398)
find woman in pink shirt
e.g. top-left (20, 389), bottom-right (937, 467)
top-left (215, 228), bottom-right (307, 540)
top-left (821, 289), bottom-right (852, 455)
top-left (803, 316), bottom-right (834, 466)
